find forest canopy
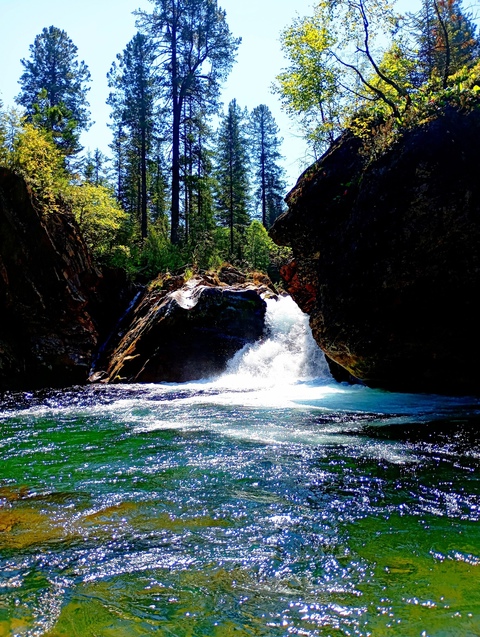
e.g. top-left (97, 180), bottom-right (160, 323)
top-left (276, 0), bottom-right (480, 155)
top-left (1, 0), bottom-right (480, 278)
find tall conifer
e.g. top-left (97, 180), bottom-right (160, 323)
top-left (136, 0), bottom-right (240, 244)
top-left (107, 33), bottom-right (160, 239)
top-left (17, 26), bottom-right (91, 154)
top-left (248, 105), bottom-right (286, 228)
top-left (215, 99), bottom-right (250, 258)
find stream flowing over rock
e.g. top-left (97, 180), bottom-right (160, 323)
top-left (270, 107), bottom-right (480, 394)
top-left (0, 168), bottom-right (130, 391)
top-left (90, 272), bottom-right (268, 383)
top-left (0, 168), bottom-right (269, 390)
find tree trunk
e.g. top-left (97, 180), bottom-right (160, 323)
top-left (170, 6), bottom-right (180, 245)
top-left (141, 125), bottom-right (148, 240)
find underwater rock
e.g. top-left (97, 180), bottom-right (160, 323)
top-left (270, 107), bottom-right (480, 394)
top-left (91, 275), bottom-right (267, 383)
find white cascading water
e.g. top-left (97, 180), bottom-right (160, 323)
top-left (219, 295), bottom-right (331, 390)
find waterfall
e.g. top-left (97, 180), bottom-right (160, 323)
top-left (221, 295), bottom-right (331, 388)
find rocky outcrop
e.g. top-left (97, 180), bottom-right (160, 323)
top-left (270, 108), bottom-right (480, 394)
top-left (0, 168), bottom-right (130, 391)
top-left (90, 273), bottom-right (268, 383)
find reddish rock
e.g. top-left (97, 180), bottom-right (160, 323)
top-left (280, 260), bottom-right (317, 314)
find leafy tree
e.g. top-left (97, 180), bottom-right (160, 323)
top-left (136, 0), bottom-right (240, 244)
top-left (108, 32), bottom-right (160, 240)
top-left (17, 26), bottom-right (91, 154)
top-left (276, 0), bottom-right (409, 151)
top-left (69, 183), bottom-right (127, 259)
top-left (6, 120), bottom-right (69, 211)
top-left (244, 220), bottom-right (275, 271)
top-left (214, 99), bottom-right (250, 258)
top-left (247, 105), bottom-right (286, 228)
top-left (277, 0), bottom-right (480, 154)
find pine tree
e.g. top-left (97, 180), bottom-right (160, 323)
top-left (136, 0), bottom-right (240, 245)
top-left (83, 149), bottom-right (110, 186)
top-left (0, 99), bottom-right (5, 160)
top-left (248, 105), bottom-right (286, 228)
top-left (412, 0), bottom-right (480, 86)
top-left (107, 32), bottom-right (160, 239)
top-left (215, 99), bottom-right (250, 258)
top-left (17, 26), bottom-right (91, 154)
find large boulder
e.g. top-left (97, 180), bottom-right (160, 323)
top-left (91, 274), bottom-right (268, 383)
top-left (270, 107), bottom-right (480, 394)
top-left (0, 168), bottom-right (130, 391)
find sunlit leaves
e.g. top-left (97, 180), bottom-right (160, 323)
top-left (276, 0), bottom-right (480, 155)
top-left (0, 114), bottom-right (127, 262)
top-left (4, 119), bottom-right (68, 212)
top-left (69, 183), bottom-right (127, 258)
top-left (275, 0), bottom-right (405, 151)
top-left (244, 220), bottom-right (275, 272)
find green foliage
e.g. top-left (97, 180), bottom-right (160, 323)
top-left (136, 0), bottom-right (241, 244)
top-left (247, 105), bottom-right (286, 228)
top-left (276, 0), bottom-right (480, 155)
top-left (411, 0), bottom-right (480, 86)
top-left (243, 220), bottom-right (292, 277)
top-left (2, 116), bottom-right (69, 212)
top-left (244, 220), bottom-right (274, 271)
top-left (186, 229), bottom-right (223, 271)
top-left (82, 148), bottom-right (111, 186)
top-left (68, 183), bottom-right (127, 259)
top-left (350, 61), bottom-right (480, 161)
top-left (107, 32), bottom-right (159, 239)
top-left (275, 9), bottom-right (343, 151)
top-left (137, 226), bottom-right (187, 278)
top-left (214, 99), bottom-right (251, 257)
top-left (275, 0), bottom-right (406, 152)
top-left (0, 114), bottom-right (129, 266)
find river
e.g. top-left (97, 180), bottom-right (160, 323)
top-left (1, 296), bottom-right (480, 636)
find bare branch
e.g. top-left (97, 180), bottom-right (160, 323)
top-left (357, 0), bottom-right (411, 108)
top-left (330, 50), bottom-right (402, 117)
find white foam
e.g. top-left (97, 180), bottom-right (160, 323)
top-left (218, 296), bottom-right (330, 390)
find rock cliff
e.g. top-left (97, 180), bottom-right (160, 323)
top-left (270, 107), bottom-right (480, 394)
top-left (0, 168), bottom-right (129, 391)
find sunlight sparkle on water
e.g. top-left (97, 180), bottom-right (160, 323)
top-left (1, 296), bottom-right (480, 635)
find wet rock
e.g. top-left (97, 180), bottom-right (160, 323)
top-left (270, 108), bottom-right (480, 394)
top-left (91, 275), bottom-right (267, 383)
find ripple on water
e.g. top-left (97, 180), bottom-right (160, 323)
top-left (1, 383), bottom-right (480, 635)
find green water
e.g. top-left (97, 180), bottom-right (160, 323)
top-left (1, 381), bottom-right (480, 637)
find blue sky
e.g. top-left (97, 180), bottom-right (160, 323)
top-left (0, 0), bottom-right (418, 187)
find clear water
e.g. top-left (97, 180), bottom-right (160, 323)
top-left (1, 297), bottom-right (480, 636)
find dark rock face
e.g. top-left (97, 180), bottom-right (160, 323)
top-left (270, 108), bottom-right (480, 394)
top-left (0, 168), bottom-right (130, 391)
top-left (91, 275), bottom-right (267, 383)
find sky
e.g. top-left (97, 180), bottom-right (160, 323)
top-left (0, 0), bottom-right (322, 189)
top-left (0, 0), bottom-right (427, 188)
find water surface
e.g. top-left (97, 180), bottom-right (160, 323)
top-left (1, 297), bottom-right (480, 636)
